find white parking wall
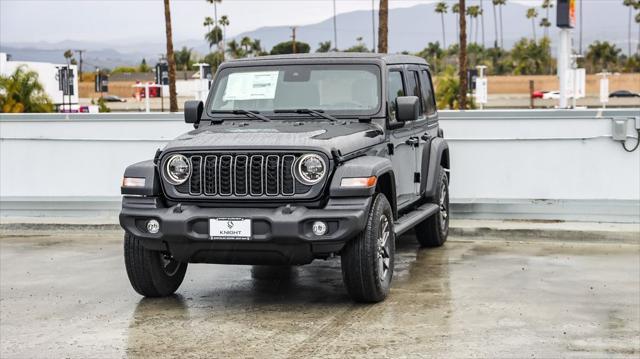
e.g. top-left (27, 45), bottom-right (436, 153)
top-left (1, 109), bottom-right (639, 222)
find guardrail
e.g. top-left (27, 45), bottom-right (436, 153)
top-left (1, 109), bottom-right (639, 223)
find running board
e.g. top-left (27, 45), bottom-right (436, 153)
top-left (393, 203), bottom-right (439, 236)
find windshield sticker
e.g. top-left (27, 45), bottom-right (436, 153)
top-left (222, 71), bottom-right (279, 101)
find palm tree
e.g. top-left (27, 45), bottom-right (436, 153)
top-left (251, 39), bottom-right (264, 56)
top-left (163, 0), bottom-right (178, 112)
top-left (219, 15), bottom-right (230, 59)
top-left (458, 0), bottom-right (468, 110)
top-left (435, 2), bottom-right (448, 50)
top-left (526, 8), bottom-right (538, 41)
top-left (377, 0), bottom-right (388, 53)
top-left (586, 41), bottom-right (622, 71)
top-left (452, 3), bottom-right (460, 46)
top-left (468, 6), bottom-right (480, 45)
top-left (491, 0), bottom-right (499, 48)
top-left (493, 0), bottom-right (506, 49)
top-left (539, 18), bottom-right (552, 39)
top-left (623, 0), bottom-right (638, 56)
top-left (205, 0), bottom-right (221, 26)
top-left (541, 0), bottom-right (553, 39)
top-left (0, 66), bottom-right (53, 113)
top-left (174, 46), bottom-right (192, 79)
top-left (241, 36), bottom-right (253, 55)
top-left (226, 39), bottom-right (243, 58)
top-left (316, 41), bottom-right (332, 53)
top-left (205, 26), bottom-right (223, 50)
top-left (636, 10), bottom-right (640, 55)
top-left (479, 0), bottom-right (485, 47)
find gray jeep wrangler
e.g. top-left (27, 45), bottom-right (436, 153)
top-left (120, 53), bottom-right (450, 303)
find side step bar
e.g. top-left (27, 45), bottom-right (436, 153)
top-left (393, 203), bottom-right (439, 236)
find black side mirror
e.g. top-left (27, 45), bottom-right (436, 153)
top-left (184, 101), bottom-right (203, 125)
top-left (396, 96), bottom-right (420, 122)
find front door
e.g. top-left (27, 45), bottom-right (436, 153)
top-left (387, 67), bottom-right (420, 210)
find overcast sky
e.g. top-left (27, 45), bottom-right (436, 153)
top-left (1, 0), bottom-right (544, 45)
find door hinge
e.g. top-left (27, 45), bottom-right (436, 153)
top-left (414, 172), bottom-right (421, 183)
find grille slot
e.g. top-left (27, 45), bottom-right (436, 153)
top-left (189, 156), bottom-right (202, 195)
top-left (168, 152), bottom-right (318, 199)
top-left (219, 155), bottom-right (233, 196)
top-left (204, 156), bottom-right (217, 195)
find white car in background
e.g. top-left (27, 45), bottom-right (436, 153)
top-left (542, 91), bottom-right (560, 100)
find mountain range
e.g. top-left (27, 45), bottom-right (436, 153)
top-left (1, 2), bottom-right (634, 70)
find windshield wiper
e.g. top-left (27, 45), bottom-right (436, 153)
top-left (273, 109), bottom-right (338, 122)
top-left (211, 109), bottom-right (271, 122)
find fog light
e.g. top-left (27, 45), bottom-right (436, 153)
top-left (146, 219), bottom-right (160, 234)
top-left (312, 221), bottom-right (327, 236)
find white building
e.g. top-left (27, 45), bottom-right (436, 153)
top-left (0, 52), bottom-right (79, 111)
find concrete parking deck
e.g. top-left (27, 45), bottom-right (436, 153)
top-left (1, 228), bottom-right (639, 358)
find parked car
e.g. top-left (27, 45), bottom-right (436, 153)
top-left (119, 53), bottom-right (451, 303)
top-left (531, 90), bottom-right (544, 99)
top-left (102, 95), bottom-right (126, 102)
top-left (609, 90), bottom-right (640, 98)
top-left (542, 91), bottom-right (560, 100)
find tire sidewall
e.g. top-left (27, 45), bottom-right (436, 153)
top-left (369, 194), bottom-right (395, 296)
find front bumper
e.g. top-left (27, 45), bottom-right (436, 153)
top-left (119, 196), bottom-right (371, 265)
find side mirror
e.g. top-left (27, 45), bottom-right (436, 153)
top-left (395, 96), bottom-right (420, 122)
top-left (184, 100), bottom-right (203, 125)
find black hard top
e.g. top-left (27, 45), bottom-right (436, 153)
top-left (227, 52), bottom-right (429, 66)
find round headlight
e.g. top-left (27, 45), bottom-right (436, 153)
top-left (295, 154), bottom-right (326, 185)
top-left (164, 154), bottom-right (191, 185)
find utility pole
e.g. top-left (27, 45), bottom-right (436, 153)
top-left (73, 49), bottom-right (86, 80)
top-left (333, 0), bottom-right (338, 50)
top-left (371, 0), bottom-right (376, 52)
top-left (290, 26), bottom-right (297, 54)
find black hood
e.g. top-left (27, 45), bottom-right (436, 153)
top-left (163, 120), bottom-right (385, 155)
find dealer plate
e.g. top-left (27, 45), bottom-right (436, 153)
top-left (209, 218), bottom-right (252, 240)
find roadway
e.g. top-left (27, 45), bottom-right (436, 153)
top-left (1, 226), bottom-right (638, 358)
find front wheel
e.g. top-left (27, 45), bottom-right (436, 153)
top-left (124, 233), bottom-right (188, 297)
top-left (341, 193), bottom-right (395, 303)
top-left (415, 166), bottom-right (449, 247)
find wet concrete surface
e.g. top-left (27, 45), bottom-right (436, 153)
top-left (1, 229), bottom-right (639, 358)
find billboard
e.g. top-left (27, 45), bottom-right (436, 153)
top-left (557, 0), bottom-right (576, 28)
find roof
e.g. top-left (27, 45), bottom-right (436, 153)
top-left (228, 52), bottom-right (429, 66)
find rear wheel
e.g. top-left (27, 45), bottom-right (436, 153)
top-left (124, 233), bottom-right (187, 297)
top-left (341, 193), bottom-right (395, 303)
top-left (415, 167), bottom-right (449, 247)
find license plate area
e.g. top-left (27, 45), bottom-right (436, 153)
top-left (209, 218), bottom-right (252, 240)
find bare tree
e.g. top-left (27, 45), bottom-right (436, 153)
top-left (163, 0), bottom-right (178, 112)
top-left (377, 0), bottom-right (388, 53)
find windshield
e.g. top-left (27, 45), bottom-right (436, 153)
top-left (208, 64), bottom-right (381, 116)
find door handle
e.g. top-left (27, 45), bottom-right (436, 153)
top-left (405, 137), bottom-right (420, 147)
top-left (420, 133), bottom-right (430, 141)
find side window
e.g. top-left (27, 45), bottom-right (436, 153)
top-left (387, 71), bottom-right (405, 122)
top-left (420, 69), bottom-right (437, 115)
top-left (406, 70), bottom-right (424, 116)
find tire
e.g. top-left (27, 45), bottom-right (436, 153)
top-left (124, 233), bottom-right (188, 297)
top-left (415, 166), bottom-right (449, 247)
top-left (341, 193), bottom-right (395, 303)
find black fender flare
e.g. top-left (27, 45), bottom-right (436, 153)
top-left (420, 137), bottom-right (450, 198)
top-left (329, 156), bottom-right (397, 218)
top-left (121, 160), bottom-right (161, 196)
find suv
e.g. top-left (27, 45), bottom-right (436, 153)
top-left (120, 53), bottom-right (450, 302)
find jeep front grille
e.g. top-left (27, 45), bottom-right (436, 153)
top-left (166, 152), bottom-right (319, 199)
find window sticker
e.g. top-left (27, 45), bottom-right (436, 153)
top-left (222, 71), bottom-right (279, 101)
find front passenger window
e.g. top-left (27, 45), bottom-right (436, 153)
top-left (387, 71), bottom-right (404, 122)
